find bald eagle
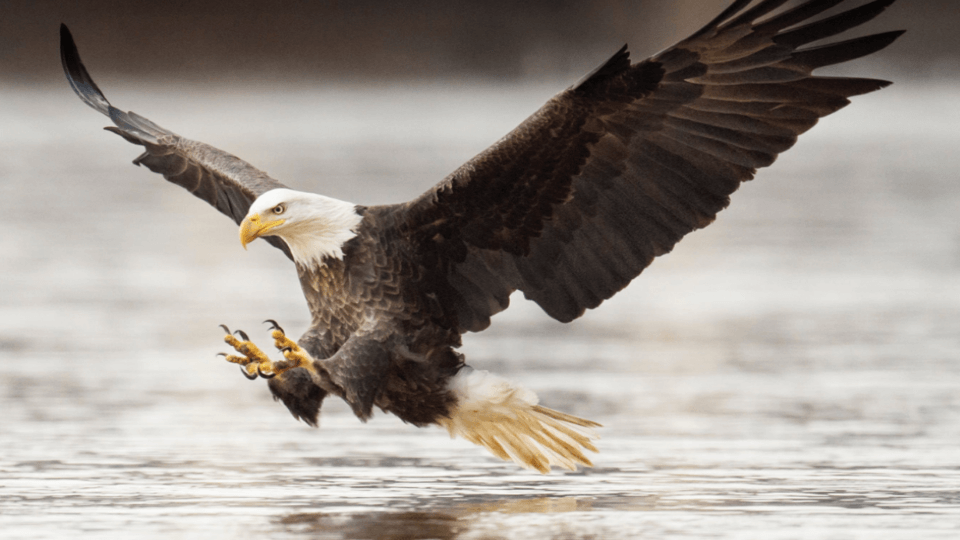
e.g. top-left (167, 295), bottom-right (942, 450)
top-left (61, 0), bottom-right (902, 473)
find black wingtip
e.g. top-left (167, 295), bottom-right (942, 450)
top-left (60, 23), bottom-right (112, 116)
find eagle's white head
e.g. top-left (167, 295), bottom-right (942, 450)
top-left (239, 188), bottom-right (363, 268)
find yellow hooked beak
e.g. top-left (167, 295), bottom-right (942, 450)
top-left (239, 213), bottom-right (285, 249)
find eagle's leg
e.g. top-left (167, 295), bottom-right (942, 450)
top-left (219, 322), bottom-right (314, 380)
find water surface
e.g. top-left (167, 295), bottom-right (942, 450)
top-left (1, 82), bottom-right (959, 539)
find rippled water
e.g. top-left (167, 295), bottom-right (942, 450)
top-left (1, 81), bottom-right (959, 539)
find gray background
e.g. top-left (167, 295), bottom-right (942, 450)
top-left (1, 0), bottom-right (954, 82)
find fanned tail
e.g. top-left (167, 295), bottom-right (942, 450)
top-left (438, 368), bottom-right (600, 473)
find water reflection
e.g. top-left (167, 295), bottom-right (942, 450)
top-left (277, 497), bottom-right (599, 539)
top-left (278, 511), bottom-right (464, 540)
top-left (273, 484), bottom-right (960, 539)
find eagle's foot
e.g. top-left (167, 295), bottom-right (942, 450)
top-left (265, 319), bottom-right (314, 375)
top-left (219, 322), bottom-right (312, 380)
top-left (219, 324), bottom-right (274, 380)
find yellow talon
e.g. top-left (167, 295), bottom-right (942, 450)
top-left (221, 353), bottom-right (252, 366)
top-left (219, 322), bottom-right (314, 379)
top-left (240, 364), bottom-right (258, 380)
top-left (270, 330), bottom-right (298, 350)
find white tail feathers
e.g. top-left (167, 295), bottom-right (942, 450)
top-left (437, 368), bottom-right (601, 474)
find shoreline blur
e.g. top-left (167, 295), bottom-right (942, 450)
top-left (0, 0), bottom-right (943, 84)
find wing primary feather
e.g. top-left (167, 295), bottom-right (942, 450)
top-left (668, 107), bottom-right (795, 138)
top-left (59, 24), bottom-right (111, 117)
top-left (691, 66), bottom-right (808, 85)
top-left (686, 0), bottom-right (755, 41)
top-left (754, 0), bottom-right (846, 34)
top-left (774, 0), bottom-right (898, 49)
top-left (789, 30), bottom-right (906, 70)
top-left (61, 24), bottom-right (163, 145)
top-left (706, 46), bottom-right (794, 75)
top-left (369, 0), bottom-right (902, 330)
top-left (789, 76), bottom-right (892, 97)
top-left (62, 24), bottom-right (294, 260)
top-left (723, 0), bottom-right (793, 29)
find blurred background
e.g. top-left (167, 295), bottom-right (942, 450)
top-left (2, 1), bottom-right (960, 539)
top-left (0, 0), bottom-right (954, 83)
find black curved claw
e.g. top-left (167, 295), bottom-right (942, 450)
top-left (240, 365), bottom-right (258, 380)
top-left (234, 329), bottom-right (250, 342)
top-left (216, 352), bottom-right (227, 358)
top-left (263, 319), bottom-right (284, 334)
top-left (257, 365), bottom-right (276, 379)
top-left (281, 346), bottom-right (293, 354)
top-left (219, 324), bottom-right (231, 335)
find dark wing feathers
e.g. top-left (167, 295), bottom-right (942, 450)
top-left (62, 1), bottom-right (900, 334)
top-left (60, 24), bottom-right (292, 259)
top-left (773, 0), bottom-right (896, 48)
top-left (400, 0), bottom-right (901, 330)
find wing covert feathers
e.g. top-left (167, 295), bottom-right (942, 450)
top-left (60, 24), bottom-right (292, 259)
top-left (402, 0), bottom-right (902, 331)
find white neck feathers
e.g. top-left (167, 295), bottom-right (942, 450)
top-left (253, 189), bottom-right (363, 268)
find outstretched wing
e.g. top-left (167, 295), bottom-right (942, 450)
top-left (398, 0), bottom-right (903, 331)
top-left (60, 24), bottom-right (292, 259)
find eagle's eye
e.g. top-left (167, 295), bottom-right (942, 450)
top-left (272, 204), bottom-right (285, 215)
